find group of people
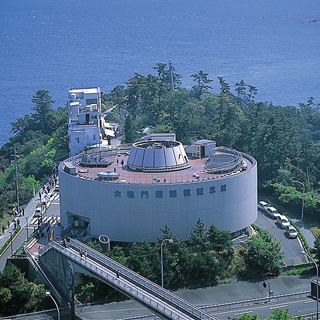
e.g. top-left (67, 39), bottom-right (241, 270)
top-left (38, 175), bottom-right (58, 200)
top-left (116, 158), bottom-right (125, 167)
top-left (36, 220), bottom-right (51, 239)
top-left (0, 175), bottom-right (59, 237)
top-left (79, 249), bottom-right (88, 259)
top-left (1, 216), bottom-right (20, 235)
top-left (11, 217), bottom-right (20, 230)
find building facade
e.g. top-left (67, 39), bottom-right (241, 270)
top-left (59, 136), bottom-right (257, 244)
top-left (68, 87), bottom-right (114, 156)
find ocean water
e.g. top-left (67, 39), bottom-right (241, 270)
top-left (0, 0), bottom-right (319, 147)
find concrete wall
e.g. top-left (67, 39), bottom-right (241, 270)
top-left (59, 154), bottom-right (257, 243)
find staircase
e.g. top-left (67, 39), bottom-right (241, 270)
top-left (38, 259), bottom-right (69, 307)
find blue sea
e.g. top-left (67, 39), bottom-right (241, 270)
top-left (0, 0), bottom-right (319, 147)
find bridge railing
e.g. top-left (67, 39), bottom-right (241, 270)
top-left (71, 238), bottom-right (217, 320)
top-left (47, 239), bottom-right (217, 320)
top-left (25, 244), bottom-right (62, 305)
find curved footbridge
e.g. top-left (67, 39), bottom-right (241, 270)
top-left (38, 239), bottom-right (218, 320)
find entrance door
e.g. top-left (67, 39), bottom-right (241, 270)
top-left (201, 146), bottom-right (205, 158)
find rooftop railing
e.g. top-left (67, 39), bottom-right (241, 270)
top-left (61, 146), bottom-right (254, 185)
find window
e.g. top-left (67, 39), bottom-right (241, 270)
top-left (86, 98), bottom-right (97, 105)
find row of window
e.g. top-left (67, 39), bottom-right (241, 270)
top-left (114, 184), bottom-right (227, 198)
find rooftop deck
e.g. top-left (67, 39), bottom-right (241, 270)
top-left (63, 146), bottom-right (255, 185)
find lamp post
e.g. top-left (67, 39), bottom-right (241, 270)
top-left (25, 217), bottom-right (28, 240)
top-left (301, 251), bottom-right (318, 320)
top-left (293, 180), bottom-right (305, 221)
top-left (161, 238), bottom-right (173, 288)
top-left (45, 291), bottom-right (60, 320)
top-left (9, 230), bottom-right (13, 255)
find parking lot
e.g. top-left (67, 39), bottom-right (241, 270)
top-left (255, 208), bottom-right (306, 266)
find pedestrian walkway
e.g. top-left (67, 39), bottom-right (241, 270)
top-left (0, 181), bottom-right (58, 255)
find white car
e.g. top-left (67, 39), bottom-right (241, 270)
top-left (286, 225), bottom-right (298, 238)
top-left (258, 201), bottom-right (268, 212)
top-left (265, 206), bottom-right (280, 219)
top-left (277, 214), bottom-right (291, 229)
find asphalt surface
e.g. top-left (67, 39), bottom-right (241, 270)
top-left (0, 183), bottom-right (60, 271)
top-left (255, 211), bottom-right (306, 266)
top-left (259, 196), bottom-right (316, 250)
top-left (76, 274), bottom-right (314, 320)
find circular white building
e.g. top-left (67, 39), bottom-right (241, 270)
top-left (59, 136), bottom-right (257, 244)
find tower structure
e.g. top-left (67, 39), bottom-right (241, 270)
top-left (68, 87), bottom-right (112, 156)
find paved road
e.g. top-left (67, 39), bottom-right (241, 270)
top-left (259, 196), bottom-right (315, 250)
top-left (255, 210), bottom-right (306, 266)
top-left (76, 275), bottom-right (315, 320)
top-left (0, 185), bottom-right (60, 271)
top-left (211, 295), bottom-right (315, 320)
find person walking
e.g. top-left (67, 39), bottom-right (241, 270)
top-left (2, 225), bottom-right (5, 234)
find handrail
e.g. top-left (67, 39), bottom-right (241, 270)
top-left (201, 291), bottom-right (310, 312)
top-left (25, 246), bottom-right (62, 304)
top-left (69, 239), bottom-right (217, 320)
top-left (44, 239), bottom-right (217, 320)
top-left (113, 291), bottom-right (311, 320)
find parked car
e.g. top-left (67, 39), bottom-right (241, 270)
top-left (258, 201), bottom-right (268, 212)
top-left (265, 206), bottom-right (281, 219)
top-left (277, 214), bottom-right (291, 229)
top-left (286, 225), bottom-right (298, 238)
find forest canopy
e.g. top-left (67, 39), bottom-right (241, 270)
top-left (103, 63), bottom-right (320, 223)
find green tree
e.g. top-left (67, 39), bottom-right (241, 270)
top-left (232, 309), bottom-right (294, 320)
top-left (188, 250), bottom-right (221, 285)
top-left (31, 90), bottom-right (55, 135)
top-left (0, 263), bottom-right (46, 316)
top-left (217, 76), bottom-right (231, 93)
top-left (105, 245), bottom-right (127, 266)
top-left (157, 225), bottom-right (191, 288)
top-left (247, 85), bottom-right (258, 101)
top-left (232, 313), bottom-right (261, 320)
top-left (312, 233), bottom-right (320, 265)
top-left (235, 80), bottom-right (247, 97)
top-left (269, 308), bottom-right (291, 320)
top-left (77, 282), bottom-right (95, 304)
top-left (127, 240), bottom-right (158, 282)
top-left (208, 224), bottom-right (233, 254)
top-left (124, 114), bottom-right (136, 143)
top-left (190, 70), bottom-right (213, 98)
top-left (243, 232), bottom-right (283, 276)
top-left (189, 218), bottom-right (210, 253)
